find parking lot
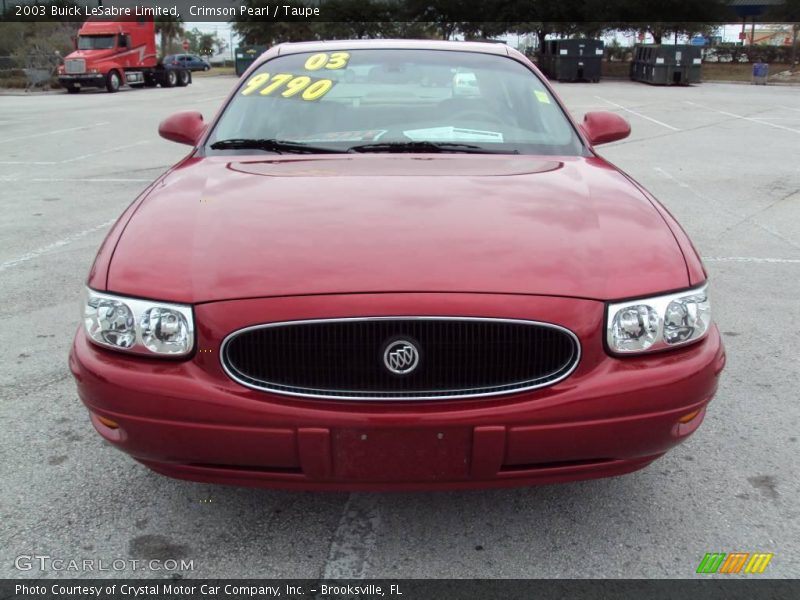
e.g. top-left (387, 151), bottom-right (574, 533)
top-left (1, 76), bottom-right (798, 579)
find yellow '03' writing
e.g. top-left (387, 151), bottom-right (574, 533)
top-left (303, 52), bottom-right (351, 70)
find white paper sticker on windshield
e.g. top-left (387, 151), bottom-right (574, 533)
top-left (403, 127), bottom-right (504, 143)
top-left (656, 58), bottom-right (665, 64)
top-left (559, 49), bottom-right (568, 55)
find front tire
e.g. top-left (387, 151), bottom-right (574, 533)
top-left (203, 65), bottom-right (210, 71)
top-left (106, 70), bottom-right (121, 93)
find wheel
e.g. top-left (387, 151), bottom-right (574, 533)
top-left (176, 69), bottom-right (190, 87)
top-left (203, 65), bottom-right (210, 71)
top-left (105, 70), bottom-right (121, 93)
top-left (66, 85), bottom-right (80, 94)
top-left (162, 69), bottom-right (177, 88)
top-left (144, 73), bottom-right (158, 87)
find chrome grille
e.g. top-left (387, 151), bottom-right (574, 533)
top-left (221, 317), bottom-right (580, 401)
top-left (65, 59), bottom-right (85, 74)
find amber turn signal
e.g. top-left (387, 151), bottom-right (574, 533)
top-left (678, 409), bottom-right (702, 424)
top-left (96, 415), bottom-right (120, 429)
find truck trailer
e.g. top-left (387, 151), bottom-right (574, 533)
top-left (58, 15), bottom-right (191, 93)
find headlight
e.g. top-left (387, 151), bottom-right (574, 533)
top-left (606, 284), bottom-right (711, 355)
top-left (83, 288), bottom-right (194, 356)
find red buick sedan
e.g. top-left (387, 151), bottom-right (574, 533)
top-left (69, 40), bottom-right (725, 490)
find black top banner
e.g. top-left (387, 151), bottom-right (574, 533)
top-left (3, 0), bottom-right (798, 23)
top-left (3, 579), bottom-right (799, 600)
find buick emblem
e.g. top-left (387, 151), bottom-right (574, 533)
top-left (383, 339), bottom-right (420, 375)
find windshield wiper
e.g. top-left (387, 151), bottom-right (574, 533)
top-left (209, 138), bottom-right (343, 154)
top-left (347, 141), bottom-right (518, 154)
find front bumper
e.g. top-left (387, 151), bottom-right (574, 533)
top-left (58, 74), bottom-right (105, 88)
top-left (69, 293), bottom-right (725, 491)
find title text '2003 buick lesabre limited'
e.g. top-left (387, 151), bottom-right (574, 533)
top-left (69, 40), bottom-right (725, 491)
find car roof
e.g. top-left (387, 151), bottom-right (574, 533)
top-left (262, 39), bottom-right (513, 67)
top-left (278, 39), bottom-right (509, 56)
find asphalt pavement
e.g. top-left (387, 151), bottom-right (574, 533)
top-left (0, 76), bottom-right (798, 579)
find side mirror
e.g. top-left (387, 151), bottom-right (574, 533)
top-left (580, 111), bottom-right (631, 146)
top-left (158, 111), bottom-right (205, 146)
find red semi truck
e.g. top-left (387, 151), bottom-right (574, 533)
top-left (58, 15), bottom-right (191, 93)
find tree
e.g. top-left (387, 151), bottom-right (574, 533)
top-left (155, 14), bottom-right (185, 57)
top-left (611, 0), bottom-right (731, 44)
top-left (198, 32), bottom-right (227, 57)
top-left (314, 0), bottom-right (392, 39)
top-left (376, 21), bottom-right (439, 39)
top-left (184, 28), bottom-right (227, 57)
top-left (766, 0), bottom-right (800, 66)
top-left (505, 0), bottom-right (730, 46)
top-left (233, 0), bottom-right (318, 45)
top-left (402, 0), bottom-right (465, 39)
top-left (459, 22), bottom-right (514, 41)
top-left (501, 1), bottom-right (597, 51)
top-left (4, 21), bottom-right (81, 71)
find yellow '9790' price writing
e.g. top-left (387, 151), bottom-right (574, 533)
top-left (303, 52), bottom-right (350, 70)
top-left (240, 73), bottom-right (334, 101)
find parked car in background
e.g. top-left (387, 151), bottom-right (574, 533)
top-left (703, 49), bottom-right (729, 63)
top-left (163, 54), bottom-right (211, 72)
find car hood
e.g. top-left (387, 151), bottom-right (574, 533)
top-left (107, 155), bottom-right (688, 303)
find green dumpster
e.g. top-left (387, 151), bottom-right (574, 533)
top-left (235, 46), bottom-right (267, 77)
top-left (630, 44), bottom-right (702, 86)
top-left (539, 39), bottom-right (604, 82)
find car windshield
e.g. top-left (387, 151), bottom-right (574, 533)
top-left (208, 49), bottom-right (584, 155)
top-left (77, 35), bottom-right (116, 50)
